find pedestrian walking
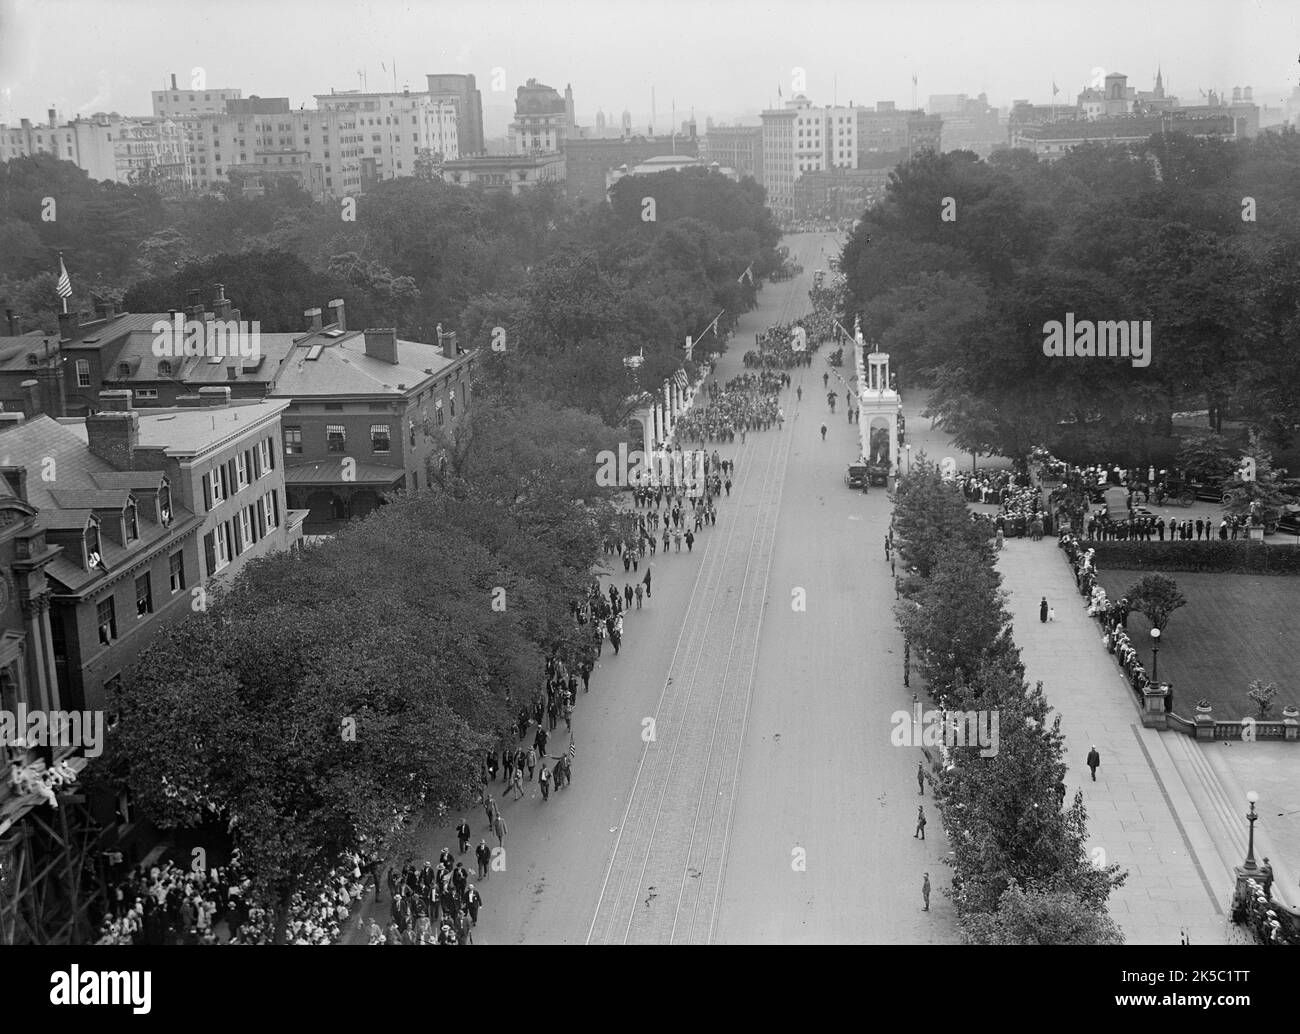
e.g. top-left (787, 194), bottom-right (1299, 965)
top-left (635, 583), bottom-right (643, 608)
top-left (510, 766), bottom-right (524, 800)
top-left (539, 764), bottom-right (551, 801)
top-left (643, 568), bottom-right (652, 598)
top-left (1040, 596), bottom-right (1049, 623)
top-left (466, 885), bottom-right (483, 927)
top-left (820, 423), bottom-right (827, 441)
top-left (922, 872), bottom-right (931, 911)
top-left (492, 812), bottom-right (507, 848)
top-left (456, 818), bottom-right (471, 854)
top-left (1086, 745), bottom-right (1100, 781)
top-left (483, 793), bottom-right (496, 828)
top-left (475, 839), bottom-right (491, 879)
top-left (1048, 605), bottom-right (1055, 622)
top-left (914, 805), bottom-right (927, 840)
top-left (917, 762), bottom-right (924, 795)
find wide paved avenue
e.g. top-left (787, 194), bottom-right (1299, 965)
top-left (353, 232), bottom-right (959, 944)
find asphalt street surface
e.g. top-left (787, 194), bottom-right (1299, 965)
top-left (358, 232), bottom-right (964, 944)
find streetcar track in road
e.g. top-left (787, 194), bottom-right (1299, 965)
top-left (629, 416), bottom-right (783, 943)
top-left (668, 252), bottom-right (811, 941)
top-left (584, 237), bottom-right (822, 944)
top-left (584, 413), bottom-right (765, 943)
top-left (672, 400), bottom-right (797, 943)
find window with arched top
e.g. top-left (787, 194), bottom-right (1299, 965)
top-left (157, 360), bottom-right (172, 377)
top-left (118, 363), bottom-right (130, 378)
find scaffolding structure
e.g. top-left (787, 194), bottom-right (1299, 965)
top-left (0, 755), bottom-right (103, 945)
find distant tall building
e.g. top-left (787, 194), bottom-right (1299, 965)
top-left (316, 88), bottom-right (460, 185)
top-left (426, 73), bottom-right (485, 156)
top-left (564, 133), bottom-right (698, 204)
top-left (151, 72), bottom-right (242, 117)
top-left (621, 109), bottom-right (632, 135)
top-left (701, 124), bottom-right (763, 180)
top-left (596, 109), bottom-right (606, 132)
top-left (1, 111), bottom-right (188, 192)
top-left (510, 79), bottom-right (572, 153)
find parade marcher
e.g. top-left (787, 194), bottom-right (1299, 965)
top-left (466, 885), bottom-right (483, 927)
top-left (1086, 745), bottom-right (1101, 781)
top-left (1040, 596), bottom-right (1049, 623)
top-left (820, 423), bottom-right (827, 441)
top-left (527, 746), bottom-right (537, 781)
top-left (914, 805), bottom-right (927, 840)
top-left (475, 839), bottom-right (491, 880)
top-left (539, 764), bottom-right (551, 801)
top-left (922, 873), bottom-right (931, 911)
top-left (492, 812), bottom-right (507, 849)
top-left (917, 762), bottom-right (924, 796)
top-left (456, 818), bottom-right (471, 855)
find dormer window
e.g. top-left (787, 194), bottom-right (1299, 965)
top-left (125, 500), bottom-right (139, 542)
top-left (159, 485), bottom-right (172, 526)
top-left (117, 362), bottom-right (131, 378)
top-left (85, 523), bottom-right (101, 570)
top-left (157, 360), bottom-right (172, 377)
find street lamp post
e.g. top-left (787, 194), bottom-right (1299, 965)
top-left (905, 444), bottom-right (912, 476)
top-left (1245, 790), bottom-right (1260, 870)
top-left (1150, 627), bottom-right (1160, 684)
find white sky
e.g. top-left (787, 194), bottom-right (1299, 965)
top-left (2, 0), bottom-right (1298, 131)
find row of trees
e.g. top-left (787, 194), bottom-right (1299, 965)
top-left (91, 394), bottom-right (623, 942)
top-left (891, 459), bottom-right (1127, 943)
top-left (3, 152), bottom-right (780, 430)
top-left (841, 131), bottom-right (1300, 465)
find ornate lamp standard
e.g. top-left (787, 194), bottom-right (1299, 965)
top-left (1244, 790), bottom-right (1260, 871)
top-left (905, 443), bottom-right (912, 476)
top-left (1149, 627), bottom-right (1160, 684)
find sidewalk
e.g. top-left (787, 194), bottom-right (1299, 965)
top-left (995, 538), bottom-right (1235, 945)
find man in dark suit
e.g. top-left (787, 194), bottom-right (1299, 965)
top-left (456, 818), bottom-right (471, 854)
top-left (1087, 745), bottom-right (1101, 781)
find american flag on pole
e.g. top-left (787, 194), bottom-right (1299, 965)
top-left (737, 264), bottom-right (754, 285)
top-left (568, 741), bottom-right (576, 761)
top-left (56, 255), bottom-right (72, 299)
top-left (673, 369), bottom-right (689, 393)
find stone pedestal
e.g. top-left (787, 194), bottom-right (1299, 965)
top-left (1140, 684), bottom-right (1169, 729)
top-left (1247, 525), bottom-right (1265, 541)
top-left (1194, 709), bottom-right (1215, 740)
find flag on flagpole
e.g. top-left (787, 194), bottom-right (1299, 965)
top-left (737, 264), bottom-right (754, 286)
top-left (568, 741), bottom-right (576, 761)
top-left (56, 255), bottom-right (72, 299)
top-left (777, 84), bottom-right (782, 100)
top-left (673, 369), bottom-right (689, 393)
top-left (912, 74), bottom-right (918, 87)
top-left (1052, 81), bottom-right (1060, 96)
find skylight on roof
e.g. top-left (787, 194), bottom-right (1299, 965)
top-left (306, 345), bottom-right (323, 360)
top-left (207, 354), bottom-right (223, 364)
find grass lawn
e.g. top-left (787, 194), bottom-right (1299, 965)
top-left (1096, 570), bottom-right (1300, 721)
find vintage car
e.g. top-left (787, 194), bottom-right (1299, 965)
top-left (845, 463), bottom-right (869, 491)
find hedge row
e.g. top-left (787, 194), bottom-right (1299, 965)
top-left (1087, 541), bottom-right (1300, 575)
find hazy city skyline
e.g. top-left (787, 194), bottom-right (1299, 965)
top-left (3, 0), bottom-right (1298, 132)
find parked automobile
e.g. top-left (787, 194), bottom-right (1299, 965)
top-left (845, 463), bottom-right (869, 491)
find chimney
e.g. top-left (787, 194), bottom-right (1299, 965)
top-left (97, 389), bottom-right (133, 412)
top-left (5, 309), bottom-right (17, 336)
top-left (199, 386), bottom-right (232, 407)
top-left (175, 394), bottom-right (204, 408)
top-left (1244, 86), bottom-right (1253, 102)
top-left (93, 297), bottom-right (117, 322)
top-left (327, 298), bottom-right (346, 332)
top-left (21, 379), bottom-right (40, 416)
top-left (48, 108), bottom-right (57, 128)
top-left (170, 73), bottom-right (178, 91)
top-left (212, 283), bottom-right (233, 320)
top-left (57, 310), bottom-right (80, 342)
top-left (186, 289), bottom-right (204, 321)
top-left (85, 410), bottom-right (139, 470)
top-left (0, 466), bottom-right (28, 501)
top-left (363, 328), bottom-right (399, 365)
top-left (304, 307), bottom-right (323, 332)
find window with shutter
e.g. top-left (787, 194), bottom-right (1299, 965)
top-left (204, 532), bottom-right (216, 576)
top-left (202, 473), bottom-right (212, 510)
top-left (256, 499), bottom-right (266, 538)
top-left (252, 446), bottom-right (262, 479)
top-left (271, 490), bottom-right (279, 526)
top-left (232, 514), bottom-right (243, 555)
